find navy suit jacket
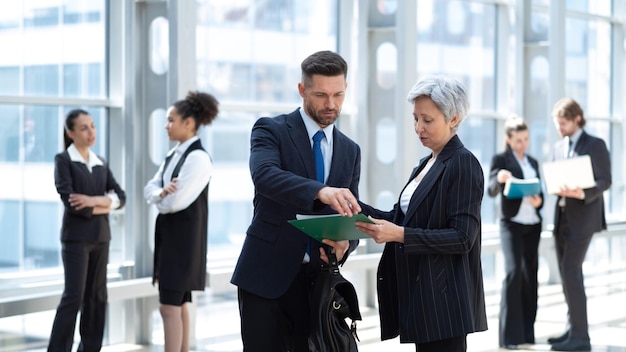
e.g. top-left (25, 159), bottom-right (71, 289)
top-left (360, 135), bottom-right (488, 343)
top-left (230, 109), bottom-right (361, 299)
top-left (487, 149), bottom-right (544, 220)
top-left (553, 131), bottom-right (611, 235)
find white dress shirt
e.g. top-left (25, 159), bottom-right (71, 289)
top-left (144, 136), bottom-right (213, 214)
top-left (299, 107), bottom-right (334, 183)
top-left (510, 154), bottom-right (541, 225)
top-left (399, 157), bottom-right (437, 215)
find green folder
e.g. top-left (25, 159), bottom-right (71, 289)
top-left (288, 213), bottom-right (375, 242)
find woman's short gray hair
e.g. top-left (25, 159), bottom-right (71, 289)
top-left (406, 75), bottom-right (470, 130)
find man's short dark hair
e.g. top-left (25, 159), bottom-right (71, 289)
top-left (301, 50), bottom-right (348, 87)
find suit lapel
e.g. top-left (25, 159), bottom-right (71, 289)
top-left (403, 158), bottom-right (444, 225)
top-left (286, 111), bottom-right (317, 180)
top-left (401, 135), bottom-right (463, 225)
top-left (573, 131), bottom-right (589, 156)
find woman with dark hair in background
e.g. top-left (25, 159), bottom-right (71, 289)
top-left (48, 109), bottom-right (126, 351)
top-left (487, 115), bottom-right (543, 349)
top-left (144, 91), bottom-right (218, 352)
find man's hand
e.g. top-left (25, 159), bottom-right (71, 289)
top-left (320, 239), bottom-right (350, 263)
top-left (557, 186), bottom-right (585, 200)
top-left (316, 186), bottom-right (361, 216)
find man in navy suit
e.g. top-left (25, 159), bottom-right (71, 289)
top-left (547, 98), bottom-right (611, 351)
top-left (230, 50), bottom-right (362, 352)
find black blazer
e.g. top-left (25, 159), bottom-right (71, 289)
top-left (360, 136), bottom-right (488, 343)
top-left (54, 151), bottom-right (126, 242)
top-left (487, 149), bottom-right (544, 220)
top-left (230, 109), bottom-right (361, 299)
top-left (553, 131), bottom-right (611, 235)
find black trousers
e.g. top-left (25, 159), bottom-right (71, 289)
top-left (416, 335), bottom-right (467, 351)
top-left (238, 265), bottom-right (312, 352)
top-left (48, 241), bottom-right (109, 352)
top-left (498, 220), bottom-right (541, 346)
top-left (554, 210), bottom-right (593, 340)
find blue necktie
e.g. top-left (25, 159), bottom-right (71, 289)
top-left (306, 130), bottom-right (325, 258)
top-left (313, 130), bottom-right (325, 183)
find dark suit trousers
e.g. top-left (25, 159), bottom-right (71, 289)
top-left (554, 208), bottom-right (593, 340)
top-left (237, 264), bottom-right (312, 352)
top-left (416, 335), bottom-right (467, 351)
top-left (48, 241), bottom-right (109, 352)
top-left (498, 220), bottom-right (541, 346)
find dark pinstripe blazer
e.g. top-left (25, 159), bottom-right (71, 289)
top-left (361, 135), bottom-right (488, 343)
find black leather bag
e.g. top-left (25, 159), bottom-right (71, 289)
top-left (308, 251), bottom-right (362, 352)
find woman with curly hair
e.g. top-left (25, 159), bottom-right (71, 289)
top-left (144, 91), bottom-right (219, 351)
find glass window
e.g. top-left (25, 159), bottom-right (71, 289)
top-left (63, 63), bottom-right (104, 98)
top-left (24, 5), bottom-right (60, 28)
top-left (566, 0), bottom-right (612, 17)
top-left (416, 0), bottom-right (497, 111)
top-left (0, 201), bottom-right (20, 270)
top-left (24, 202), bottom-right (60, 269)
top-left (196, 0), bottom-right (339, 264)
top-left (196, 0), bottom-right (337, 104)
top-left (0, 1), bottom-right (106, 100)
top-left (25, 65), bottom-right (59, 97)
top-left (0, 105), bottom-right (20, 162)
top-left (0, 67), bottom-right (20, 95)
top-left (564, 18), bottom-right (611, 117)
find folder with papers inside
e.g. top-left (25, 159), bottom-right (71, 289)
top-left (288, 213), bottom-right (374, 242)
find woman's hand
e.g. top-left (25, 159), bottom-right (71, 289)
top-left (320, 239), bottom-right (350, 263)
top-left (497, 169), bottom-right (512, 183)
top-left (69, 193), bottom-right (112, 211)
top-left (69, 193), bottom-right (95, 210)
top-left (355, 217), bottom-right (404, 244)
top-left (160, 178), bottom-right (178, 198)
top-left (527, 194), bottom-right (542, 208)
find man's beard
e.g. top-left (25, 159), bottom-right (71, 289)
top-left (305, 101), bottom-right (339, 127)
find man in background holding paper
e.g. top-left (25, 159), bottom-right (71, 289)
top-left (545, 98), bottom-right (611, 352)
top-left (230, 51), bottom-right (362, 352)
top-left (487, 115), bottom-right (543, 349)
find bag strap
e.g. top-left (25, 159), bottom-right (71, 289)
top-left (325, 247), bottom-right (340, 274)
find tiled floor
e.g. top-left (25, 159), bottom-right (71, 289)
top-left (2, 269), bottom-right (625, 352)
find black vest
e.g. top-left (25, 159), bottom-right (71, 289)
top-left (153, 139), bottom-right (210, 291)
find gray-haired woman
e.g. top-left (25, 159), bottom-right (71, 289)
top-left (357, 75), bottom-right (488, 352)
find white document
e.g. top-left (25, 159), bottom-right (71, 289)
top-left (542, 155), bottom-right (596, 194)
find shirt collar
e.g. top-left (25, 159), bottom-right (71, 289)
top-left (67, 143), bottom-right (103, 170)
top-left (568, 129), bottom-right (583, 146)
top-left (299, 107), bottom-right (334, 143)
top-left (170, 136), bottom-right (200, 156)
